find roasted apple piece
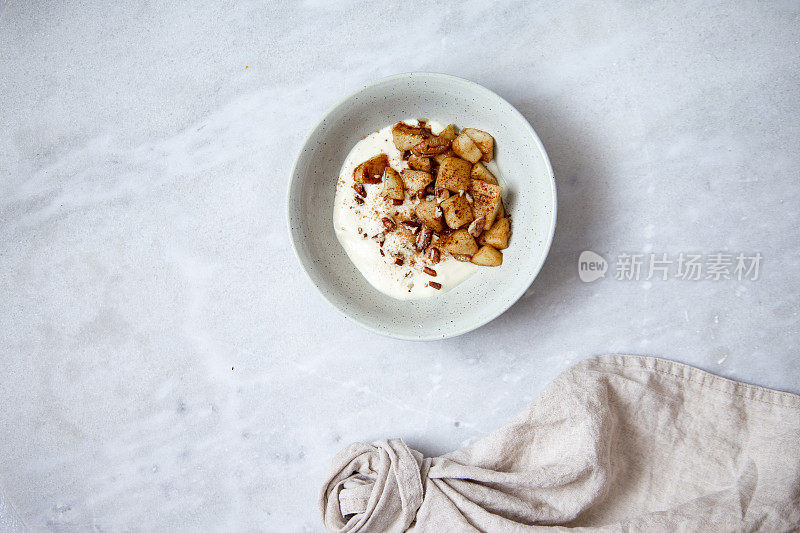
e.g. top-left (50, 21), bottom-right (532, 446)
top-left (440, 195), bottom-right (474, 229)
top-left (354, 154), bottom-right (389, 183)
top-left (415, 200), bottom-right (446, 233)
top-left (463, 128), bottom-right (494, 162)
top-left (391, 122), bottom-right (428, 150)
top-left (382, 167), bottom-right (404, 200)
top-left (470, 161), bottom-right (497, 185)
top-left (432, 151), bottom-right (455, 165)
top-left (469, 179), bottom-right (503, 230)
top-left (438, 124), bottom-right (457, 141)
top-left (478, 217), bottom-right (510, 249)
top-left (452, 133), bottom-right (483, 163)
top-left (401, 169), bottom-right (433, 196)
top-left (471, 245), bottom-right (503, 266)
top-left (408, 155), bottom-right (432, 172)
top-left (435, 156), bottom-right (472, 192)
top-left (438, 229), bottom-right (479, 256)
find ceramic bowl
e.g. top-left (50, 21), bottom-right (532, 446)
top-left (287, 73), bottom-right (556, 340)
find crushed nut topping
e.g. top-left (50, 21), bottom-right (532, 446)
top-left (402, 220), bottom-right (422, 234)
top-left (382, 217), bottom-right (396, 231)
top-left (354, 195), bottom-right (365, 205)
top-left (468, 216), bottom-right (485, 238)
top-left (353, 182), bottom-right (366, 196)
top-left (415, 226), bottom-right (433, 252)
top-left (427, 247), bottom-right (440, 263)
top-left (416, 225), bottom-right (433, 251)
top-left (423, 266), bottom-right (437, 276)
top-left (392, 198), bottom-right (404, 205)
top-left (428, 281), bottom-right (442, 290)
top-left (412, 137), bottom-right (451, 156)
top-left (395, 258), bottom-right (404, 266)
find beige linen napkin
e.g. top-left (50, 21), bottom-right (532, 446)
top-left (320, 355), bottom-right (800, 532)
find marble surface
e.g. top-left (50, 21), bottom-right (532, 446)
top-left (1, 1), bottom-right (798, 531)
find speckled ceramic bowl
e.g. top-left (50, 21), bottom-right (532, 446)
top-left (287, 73), bottom-right (556, 340)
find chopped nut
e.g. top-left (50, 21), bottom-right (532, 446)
top-left (395, 258), bottom-right (404, 266)
top-left (379, 249), bottom-right (385, 256)
top-left (354, 195), bottom-right (365, 205)
top-left (382, 217), bottom-right (396, 231)
top-left (412, 136), bottom-right (451, 156)
top-left (416, 225), bottom-right (433, 251)
top-left (373, 232), bottom-right (386, 244)
top-left (468, 216), bottom-right (485, 238)
top-left (428, 281), bottom-right (442, 290)
top-left (402, 220), bottom-right (422, 234)
top-left (353, 182), bottom-right (366, 196)
top-left (427, 247), bottom-right (440, 263)
top-left (392, 198), bottom-right (404, 205)
top-left (423, 266), bottom-right (437, 276)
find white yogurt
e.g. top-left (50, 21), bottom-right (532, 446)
top-left (333, 121), bottom-right (478, 300)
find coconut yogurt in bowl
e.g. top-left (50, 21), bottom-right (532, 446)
top-left (333, 121), bottom-right (482, 299)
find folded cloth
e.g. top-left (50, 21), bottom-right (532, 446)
top-left (319, 355), bottom-right (800, 532)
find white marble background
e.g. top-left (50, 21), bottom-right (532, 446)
top-left (1, 1), bottom-right (798, 531)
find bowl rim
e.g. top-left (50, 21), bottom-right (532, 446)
top-left (286, 72), bottom-right (557, 341)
